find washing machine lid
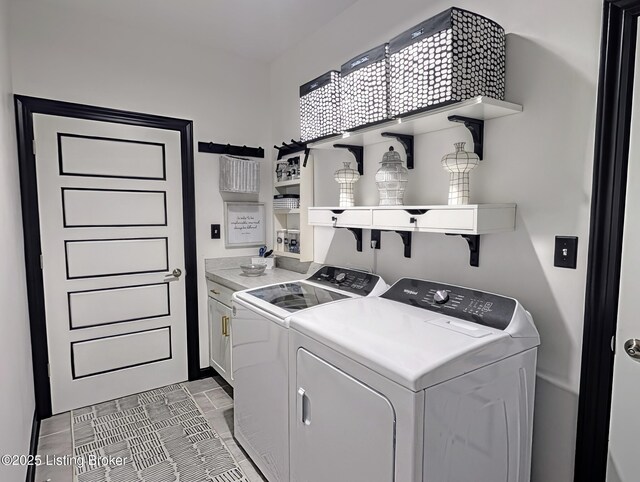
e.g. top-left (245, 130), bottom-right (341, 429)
top-left (289, 278), bottom-right (540, 391)
top-left (233, 266), bottom-right (387, 321)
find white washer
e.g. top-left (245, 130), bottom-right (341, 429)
top-left (232, 266), bottom-right (387, 482)
top-left (288, 277), bottom-right (540, 482)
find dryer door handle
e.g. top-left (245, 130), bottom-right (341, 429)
top-left (298, 387), bottom-right (311, 425)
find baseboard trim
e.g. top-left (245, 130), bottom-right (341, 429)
top-left (25, 410), bottom-right (40, 482)
top-left (198, 367), bottom-right (217, 379)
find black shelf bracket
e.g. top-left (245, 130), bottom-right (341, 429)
top-left (395, 231), bottom-right (412, 258)
top-left (198, 142), bottom-right (265, 158)
top-left (371, 229), bottom-right (382, 249)
top-left (333, 144), bottom-right (364, 175)
top-left (447, 115), bottom-right (484, 160)
top-left (446, 233), bottom-right (481, 267)
top-left (381, 132), bottom-right (415, 169)
top-left (303, 148), bottom-right (311, 167)
top-left (275, 140), bottom-right (309, 160)
top-left (347, 228), bottom-right (363, 252)
top-left (333, 227), bottom-right (362, 252)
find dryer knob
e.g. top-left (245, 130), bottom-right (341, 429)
top-left (434, 290), bottom-right (449, 304)
top-left (335, 272), bottom-right (347, 283)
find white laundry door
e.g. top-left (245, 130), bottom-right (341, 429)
top-left (607, 28), bottom-right (640, 481)
top-left (33, 114), bottom-right (188, 414)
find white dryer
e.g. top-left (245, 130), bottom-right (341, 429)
top-left (232, 266), bottom-right (387, 482)
top-left (288, 277), bottom-right (540, 482)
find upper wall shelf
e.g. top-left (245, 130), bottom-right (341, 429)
top-left (308, 96), bottom-right (522, 150)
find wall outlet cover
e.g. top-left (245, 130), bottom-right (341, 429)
top-left (554, 236), bottom-right (578, 269)
top-left (211, 224), bottom-right (221, 239)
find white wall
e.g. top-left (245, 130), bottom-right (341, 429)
top-left (269, 0), bottom-right (602, 480)
top-left (0, 0), bottom-right (36, 479)
top-left (9, 0), bottom-right (273, 368)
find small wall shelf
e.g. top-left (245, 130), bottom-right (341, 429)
top-left (274, 208), bottom-right (301, 215)
top-left (273, 149), bottom-right (314, 262)
top-left (273, 250), bottom-right (301, 260)
top-left (308, 96), bottom-right (521, 150)
top-left (309, 204), bottom-right (515, 266)
top-left (275, 179), bottom-right (301, 189)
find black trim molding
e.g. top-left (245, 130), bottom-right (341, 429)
top-left (14, 95), bottom-right (199, 419)
top-left (25, 410), bottom-right (39, 482)
top-left (575, 1), bottom-right (640, 480)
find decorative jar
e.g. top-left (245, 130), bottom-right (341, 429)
top-left (375, 146), bottom-right (409, 206)
top-left (334, 161), bottom-right (360, 207)
top-left (441, 141), bottom-right (479, 205)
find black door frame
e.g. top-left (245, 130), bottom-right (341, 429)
top-left (14, 95), bottom-right (200, 419)
top-left (575, 1), bottom-right (640, 480)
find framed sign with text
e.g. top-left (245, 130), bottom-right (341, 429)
top-left (224, 202), bottom-right (266, 248)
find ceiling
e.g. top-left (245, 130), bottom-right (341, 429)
top-left (28, 0), bottom-right (360, 62)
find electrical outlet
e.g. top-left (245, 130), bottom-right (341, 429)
top-left (211, 224), bottom-right (221, 239)
top-left (554, 236), bottom-right (578, 269)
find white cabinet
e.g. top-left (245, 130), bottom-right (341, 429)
top-left (291, 348), bottom-right (395, 482)
top-left (207, 279), bottom-right (234, 386)
top-left (372, 207), bottom-right (475, 231)
top-left (308, 204), bottom-right (515, 235)
top-left (307, 207), bottom-right (373, 227)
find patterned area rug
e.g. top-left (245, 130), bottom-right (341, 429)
top-left (71, 383), bottom-right (247, 482)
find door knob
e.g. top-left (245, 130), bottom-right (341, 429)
top-left (164, 268), bottom-right (183, 282)
top-left (624, 339), bottom-right (640, 360)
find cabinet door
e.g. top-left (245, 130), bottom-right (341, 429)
top-left (208, 297), bottom-right (232, 385)
top-left (291, 348), bottom-right (395, 482)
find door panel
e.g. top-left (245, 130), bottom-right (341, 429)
top-left (62, 188), bottom-right (167, 227)
top-left (71, 327), bottom-right (172, 378)
top-left (607, 21), bottom-right (640, 481)
top-left (68, 283), bottom-right (170, 329)
top-left (34, 114), bottom-right (187, 413)
top-left (58, 133), bottom-right (166, 179)
top-left (64, 237), bottom-right (169, 278)
top-left (291, 348), bottom-right (395, 482)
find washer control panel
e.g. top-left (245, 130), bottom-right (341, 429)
top-left (381, 278), bottom-right (516, 330)
top-left (308, 266), bottom-right (380, 296)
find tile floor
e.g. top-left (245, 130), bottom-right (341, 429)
top-left (35, 376), bottom-right (267, 482)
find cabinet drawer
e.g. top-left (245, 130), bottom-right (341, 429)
top-left (206, 279), bottom-right (235, 307)
top-left (308, 209), bottom-right (372, 227)
top-left (372, 208), bottom-right (475, 231)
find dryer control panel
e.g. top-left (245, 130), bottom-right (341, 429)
top-left (381, 278), bottom-right (516, 330)
top-left (308, 266), bottom-right (381, 297)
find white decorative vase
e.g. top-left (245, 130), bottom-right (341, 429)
top-left (376, 147), bottom-right (409, 206)
top-left (441, 142), bottom-right (479, 205)
top-left (334, 161), bottom-right (360, 207)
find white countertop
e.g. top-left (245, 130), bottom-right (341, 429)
top-left (204, 256), bottom-right (321, 291)
top-left (205, 266), bottom-right (310, 291)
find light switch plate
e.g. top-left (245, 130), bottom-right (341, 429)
top-left (554, 236), bottom-right (578, 269)
top-left (211, 224), bottom-right (221, 239)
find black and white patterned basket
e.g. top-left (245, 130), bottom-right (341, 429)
top-left (299, 71), bottom-right (341, 142)
top-left (273, 194), bottom-right (300, 210)
top-left (389, 8), bottom-right (506, 118)
top-left (340, 44), bottom-right (390, 131)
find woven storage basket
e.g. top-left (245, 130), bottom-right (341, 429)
top-left (300, 71), bottom-right (341, 142)
top-left (219, 155), bottom-right (260, 193)
top-left (341, 44), bottom-right (390, 131)
top-left (389, 7), bottom-right (506, 117)
top-left (273, 194), bottom-right (300, 210)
